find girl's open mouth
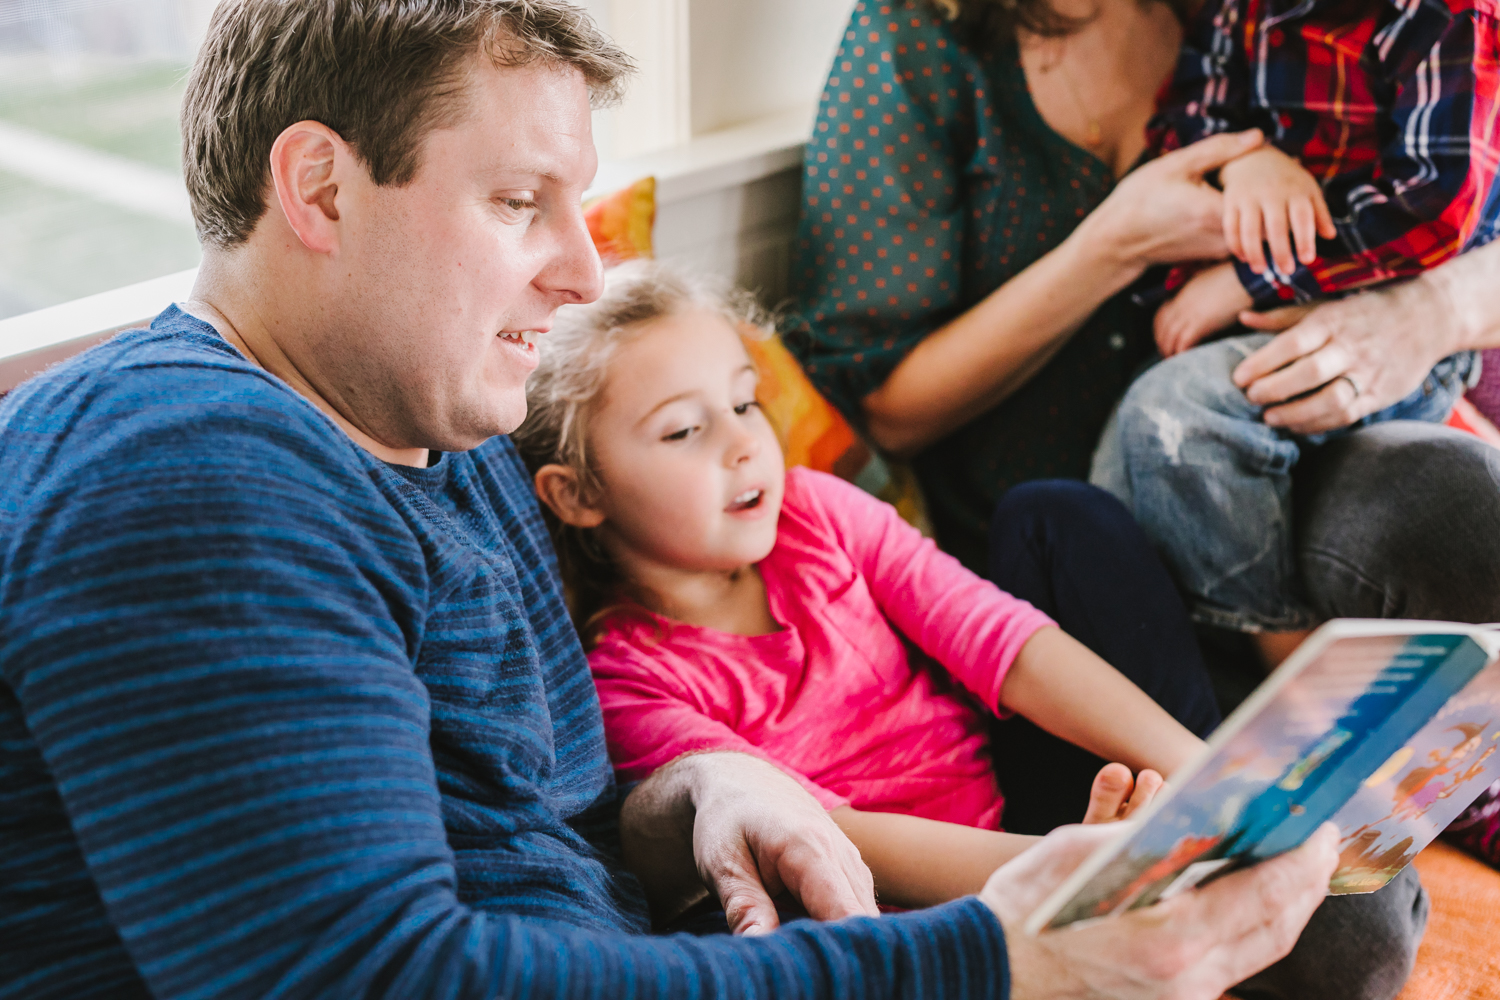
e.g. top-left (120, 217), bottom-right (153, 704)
top-left (727, 488), bottom-right (763, 512)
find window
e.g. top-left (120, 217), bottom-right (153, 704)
top-left (0, 0), bottom-right (206, 321)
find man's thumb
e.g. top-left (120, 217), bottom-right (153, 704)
top-left (1169, 128), bottom-right (1264, 177)
top-left (721, 877), bottom-right (781, 936)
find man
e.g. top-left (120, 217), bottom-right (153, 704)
top-left (0, 1), bottom-right (1337, 997)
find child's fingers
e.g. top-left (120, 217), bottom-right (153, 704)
top-left (1263, 201), bottom-right (1296, 275)
top-left (1240, 206), bottom-right (1267, 274)
top-left (1082, 762), bottom-right (1136, 823)
top-left (1224, 202), bottom-right (1245, 261)
top-left (1289, 199), bottom-right (1319, 266)
top-left (1122, 769), bottom-right (1165, 819)
top-left (1313, 189), bottom-right (1337, 240)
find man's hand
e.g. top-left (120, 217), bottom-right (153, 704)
top-left (1219, 145), bottom-right (1337, 276)
top-left (1230, 274), bottom-right (1460, 434)
top-left (1081, 763), bottom-right (1164, 824)
top-left (620, 752), bottom-right (878, 935)
top-left (1154, 262), bottom-right (1254, 357)
top-left (983, 823), bottom-right (1339, 1000)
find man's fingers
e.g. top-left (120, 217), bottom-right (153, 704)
top-left (1290, 199), bottom-right (1318, 265)
top-left (1261, 380), bottom-right (1365, 434)
top-left (1264, 201), bottom-right (1295, 274)
top-left (1082, 763), bottom-right (1135, 823)
top-left (1175, 824), bottom-right (1339, 984)
top-left (780, 841), bottom-right (879, 923)
top-left (717, 869), bottom-right (780, 941)
top-left (1231, 319), bottom-right (1328, 387)
top-left (1167, 128), bottom-right (1265, 177)
top-left (1241, 341), bottom-right (1348, 406)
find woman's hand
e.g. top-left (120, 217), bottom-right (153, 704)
top-left (1230, 277), bottom-right (1460, 435)
top-left (1219, 145), bottom-right (1337, 275)
top-left (1154, 262), bottom-right (1253, 357)
top-left (1085, 129), bottom-right (1266, 272)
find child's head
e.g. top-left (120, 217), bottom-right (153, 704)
top-left (513, 260), bottom-right (785, 628)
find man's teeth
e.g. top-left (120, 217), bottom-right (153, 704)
top-left (502, 330), bottom-right (539, 345)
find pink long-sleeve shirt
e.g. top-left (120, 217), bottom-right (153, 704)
top-left (588, 467), bottom-right (1055, 830)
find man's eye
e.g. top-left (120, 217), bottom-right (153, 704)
top-left (495, 197), bottom-right (538, 221)
top-left (662, 426), bottom-right (696, 442)
top-left (734, 401), bottom-right (761, 416)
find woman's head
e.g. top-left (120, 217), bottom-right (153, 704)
top-left (514, 260), bottom-right (785, 629)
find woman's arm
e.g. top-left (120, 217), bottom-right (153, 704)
top-left (864, 130), bottom-right (1264, 456)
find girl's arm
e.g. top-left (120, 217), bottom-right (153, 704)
top-left (805, 471), bottom-right (1203, 782)
top-left (831, 764), bottom-right (1162, 908)
top-left (998, 627), bottom-right (1204, 779)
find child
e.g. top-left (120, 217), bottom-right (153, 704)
top-left (1093, 0), bottom-right (1481, 656)
top-left (512, 260), bottom-right (1211, 913)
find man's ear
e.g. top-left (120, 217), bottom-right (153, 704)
top-left (534, 464), bottom-right (607, 529)
top-left (267, 121), bottom-right (347, 255)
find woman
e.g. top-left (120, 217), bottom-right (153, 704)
top-left (783, 0), bottom-right (1221, 572)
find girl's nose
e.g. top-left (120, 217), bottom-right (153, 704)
top-left (724, 421), bottom-right (761, 467)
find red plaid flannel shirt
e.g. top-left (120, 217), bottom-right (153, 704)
top-left (1152, 0), bottom-right (1478, 307)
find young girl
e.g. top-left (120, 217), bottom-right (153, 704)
top-left (512, 260), bottom-right (1212, 912)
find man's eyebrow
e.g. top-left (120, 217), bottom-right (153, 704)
top-left (485, 161), bottom-right (566, 185)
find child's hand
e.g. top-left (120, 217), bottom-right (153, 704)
top-left (1218, 145), bottom-right (1337, 276)
top-left (1081, 762), bottom-right (1164, 824)
top-left (1153, 261), bottom-right (1253, 357)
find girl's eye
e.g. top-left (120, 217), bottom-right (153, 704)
top-left (733, 401), bottom-right (761, 416)
top-left (662, 426), bottom-right (697, 442)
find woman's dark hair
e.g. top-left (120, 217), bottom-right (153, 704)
top-left (930, 0), bottom-right (1194, 45)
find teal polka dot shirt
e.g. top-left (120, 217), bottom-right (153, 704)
top-left (783, 0), bottom-right (1158, 570)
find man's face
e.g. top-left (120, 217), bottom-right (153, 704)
top-left (326, 57), bottom-right (602, 452)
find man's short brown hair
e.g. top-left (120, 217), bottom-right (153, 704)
top-left (181, 0), bottom-right (632, 249)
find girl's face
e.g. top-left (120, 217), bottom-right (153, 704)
top-left (587, 308), bottom-right (785, 575)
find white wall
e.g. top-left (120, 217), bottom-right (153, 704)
top-left (688, 0), bottom-right (854, 135)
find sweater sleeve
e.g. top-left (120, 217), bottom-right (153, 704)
top-left (2, 377), bottom-right (1014, 999)
top-left (793, 469), bottom-right (1055, 715)
top-left (1234, 5), bottom-right (1478, 307)
top-left (590, 646), bottom-right (852, 811)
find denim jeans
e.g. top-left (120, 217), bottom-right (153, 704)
top-left (1091, 333), bottom-right (1478, 632)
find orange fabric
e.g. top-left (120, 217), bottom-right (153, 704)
top-left (1396, 842), bottom-right (1500, 1000)
top-left (583, 176), bottom-right (655, 263)
top-left (743, 333), bottom-right (868, 479)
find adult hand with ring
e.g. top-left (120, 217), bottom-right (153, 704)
top-left (1229, 275), bottom-right (1464, 435)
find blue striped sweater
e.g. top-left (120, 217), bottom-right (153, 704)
top-left (0, 307), bottom-right (1009, 999)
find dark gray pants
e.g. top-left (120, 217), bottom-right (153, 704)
top-left (1233, 421), bottom-right (1500, 1000)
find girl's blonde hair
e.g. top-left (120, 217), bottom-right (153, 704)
top-left (512, 258), bottom-right (766, 640)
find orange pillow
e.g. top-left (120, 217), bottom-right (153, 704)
top-left (584, 177), bottom-right (656, 263)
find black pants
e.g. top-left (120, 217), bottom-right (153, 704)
top-left (987, 477), bottom-right (1429, 1000)
top-left (986, 478), bottom-right (1221, 834)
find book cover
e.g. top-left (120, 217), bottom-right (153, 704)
top-left (1024, 621), bottom-right (1500, 934)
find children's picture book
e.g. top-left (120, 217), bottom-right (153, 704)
top-left (1024, 619), bottom-right (1500, 934)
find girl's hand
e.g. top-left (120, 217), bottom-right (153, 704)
top-left (1219, 145), bottom-right (1337, 276)
top-left (1081, 762), bottom-right (1164, 824)
top-left (1153, 261), bottom-right (1253, 357)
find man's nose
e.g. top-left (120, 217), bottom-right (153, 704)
top-left (538, 205), bottom-right (605, 306)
